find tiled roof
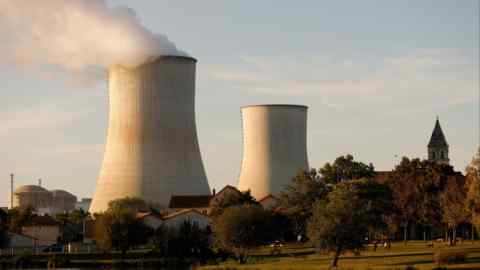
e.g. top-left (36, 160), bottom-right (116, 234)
top-left (168, 195), bottom-right (213, 208)
top-left (163, 209), bottom-right (209, 220)
top-left (258, 194), bottom-right (278, 203)
top-left (136, 212), bottom-right (162, 220)
top-left (8, 232), bottom-right (38, 240)
top-left (428, 119), bottom-right (448, 148)
top-left (14, 185), bottom-right (50, 194)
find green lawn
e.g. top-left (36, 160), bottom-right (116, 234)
top-left (201, 241), bottom-right (480, 270)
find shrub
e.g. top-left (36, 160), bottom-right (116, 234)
top-left (434, 251), bottom-right (466, 265)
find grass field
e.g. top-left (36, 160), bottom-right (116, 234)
top-left (201, 241), bottom-right (480, 270)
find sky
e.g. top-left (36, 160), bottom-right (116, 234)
top-left (0, 0), bottom-right (478, 206)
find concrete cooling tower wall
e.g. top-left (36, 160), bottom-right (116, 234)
top-left (237, 105), bottom-right (309, 200)
top-left (90, 56), bottom-right (210, 213)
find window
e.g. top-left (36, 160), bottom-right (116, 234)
top-left (431, 152), bottom-right (436, 159)
top-left (441, 151), bottom-right (444, 159)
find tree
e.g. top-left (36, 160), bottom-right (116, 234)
top-left (55, 209), bottom-right (90, 244)
top-left (8, 206), bottom-right (34, 233)
top-left (169, 221), bottom-right (212, 258)
top-left (107, 197), bottom-right (150, 213)
top-left (209, 190), bottom-right (258, 218)
top-left (440, 175), bottom-right (468, 244)
top-left (307, 179), bottom-right (391, 268)
top-left (278, 169), bottom-right (329, 237)
top-left (466, 147), bottom-right (480, 233)
top-left (0, 209), bottom-right (9, 249)
top-left (152, 224), bottom-right (171, 255)
top-left (94, 197), bottom-right (152, 257)
top-left (385, 157), bottom-right (454, 243)
top-left (319, 154), bottom-right (375, 184)
top-left (212, 205), bottom-right (275, 263)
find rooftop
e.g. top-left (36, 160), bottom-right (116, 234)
top-left (168, 195), bottom-right (213, 209)
top-left (14, 185), bottom-right (50, 194)
top-left (428, 119), bottom-right (449, 148)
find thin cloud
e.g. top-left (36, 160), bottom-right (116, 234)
top-left (202, 48), bottom-right (478, 115)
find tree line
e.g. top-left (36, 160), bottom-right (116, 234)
top-left (0, 149), bottom-right (478, 268)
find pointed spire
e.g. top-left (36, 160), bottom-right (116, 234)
top-left (428, 118), bottom-right (448, 148)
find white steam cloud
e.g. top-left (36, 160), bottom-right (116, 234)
top-left (0, 0), bottom-right (187, 77)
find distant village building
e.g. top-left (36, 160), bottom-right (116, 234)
top-left (375, 117), bottom-right (454, 183)
top-left (6, 232), bottom-right (37, 250)
top-left (428, 118), bottom-right (450, 165)
top-left (168, 195), bottom-right (212, 215)
top-left (21, 215), bottom-right (60, 246)
top-left (163, 209), bottom-right (211, 230)
top-left (258, 194), bottom-right (280, 210)
top-left (167, 185), bottom-right (243, 215)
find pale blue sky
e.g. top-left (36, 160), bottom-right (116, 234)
top-left (1, 0), bottom-right (478, 206)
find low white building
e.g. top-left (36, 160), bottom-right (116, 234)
top-left (0, 232), bottom-right (38, 255)
top-left (7, 232), bottom-right (37, 248)
top-left (163, 209), bottom-right (211, 230)
top-left (136, 212), bottom-right (163, 230)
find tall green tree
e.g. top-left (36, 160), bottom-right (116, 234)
top-left (386, 157), bottom-right (456, 243)
top-left (170, 221), bottom-right (212, 258)
top-left (440, 175), bottom-right (468, 244)
top-left (319, 154), bottom-right (375, 184)
top-left (209, 190), bottom-right (258, 218)
top-left (466, 147), bottom-right (480, 232)
top-left (107, 197), bottom-right (150, 213)
top-left (8, 206), bottom-right (34, 233)
top-left (212, 205), bottom-right (275, 263)
top-left (278, 169), bottom-right (329, 237)
top-left (307, 179), bottom-right (391, 268)
top-left (94, 197), bottom-right (152, 257)
top-left (0, 209), bottom-right (9, 249)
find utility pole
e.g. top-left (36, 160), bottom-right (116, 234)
top-left (10, 173), bottom-right (14, 209)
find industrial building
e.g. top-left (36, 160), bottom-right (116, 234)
top-left (237, 104), bottom-right (309, 200)
top-left (51, 189), bottom-right (77, 214)
top-left (12, 184), bottom-right (79, 214)
top-left (13, 185), bottom-right (52, 211)
top-left (90, 55), bottom-right (211, 213)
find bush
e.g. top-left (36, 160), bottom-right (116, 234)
top-left (434, 251), bottom-right (466, 265)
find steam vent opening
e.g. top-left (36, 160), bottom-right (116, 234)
top-left (237, 104), bottom-right (309, 200)
top-left (90, 55), bottom-right (210, 213)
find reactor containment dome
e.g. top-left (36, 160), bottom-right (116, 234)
top-left (90, 56), bottom-right (211, 213)
top-left (237, 104), bottom-right (309, 200)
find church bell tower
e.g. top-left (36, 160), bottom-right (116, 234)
top-left (428, 117), bottom-right (449, 165)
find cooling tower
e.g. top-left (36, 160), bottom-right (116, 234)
top-left (90, 56), bottom-right (210, 213)
top-left (237, 105), bottom-right (309, 200)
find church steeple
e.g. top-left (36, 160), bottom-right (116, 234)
top-left (428, 117), bottom-right (449, 165)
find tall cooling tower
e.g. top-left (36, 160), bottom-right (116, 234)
top-left (90, 56), bottom-right (210, 213)
top-left (237, 105), bottom-right (309, 200)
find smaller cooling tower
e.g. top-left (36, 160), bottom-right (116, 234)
top-left (237, 105), bottom-right (309, 200)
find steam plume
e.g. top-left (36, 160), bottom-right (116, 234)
top-left (0, 0), bottom-right (187, 77)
